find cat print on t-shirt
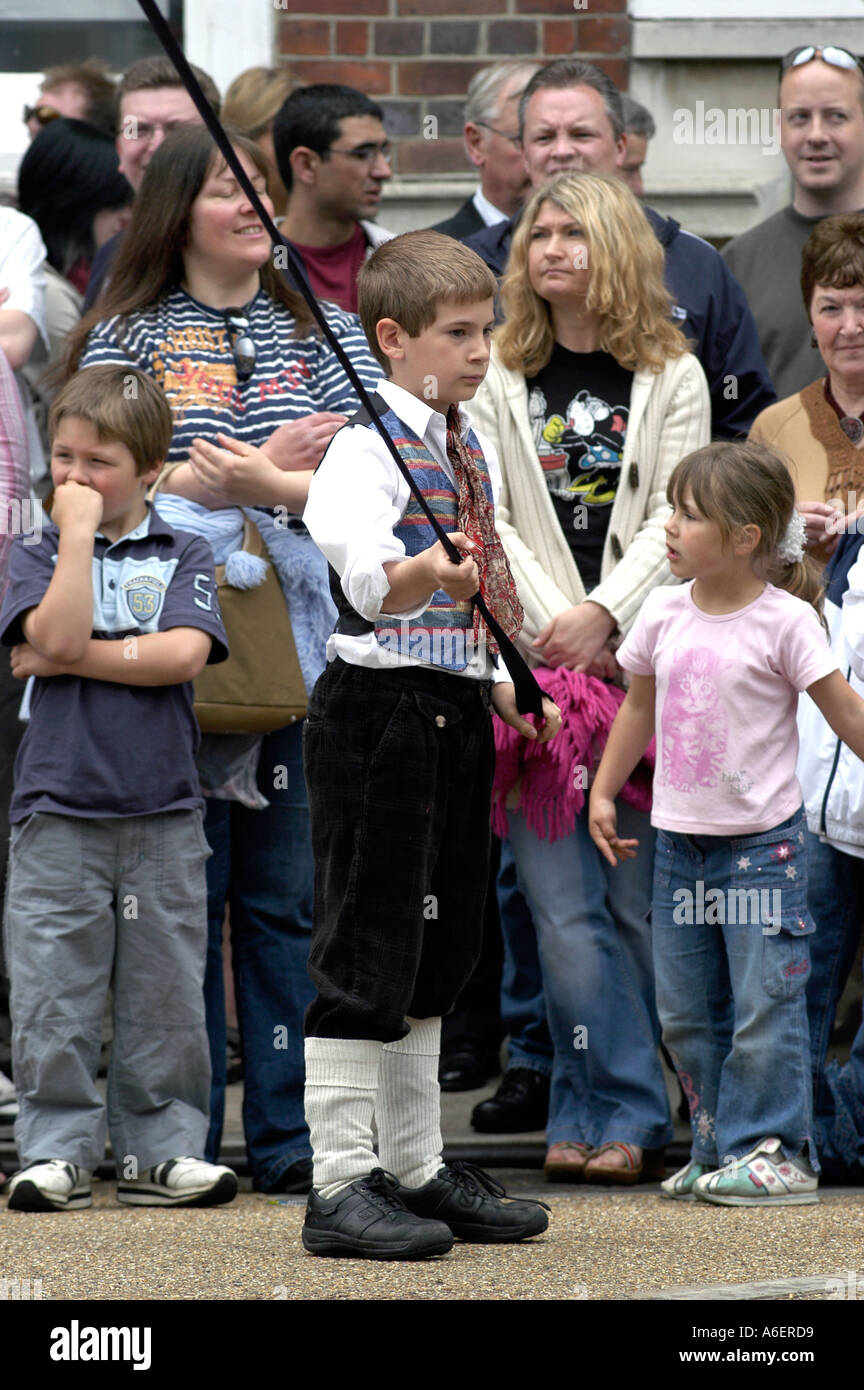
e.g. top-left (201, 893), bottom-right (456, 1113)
top-left (661, 647), bottom-right (729, 792)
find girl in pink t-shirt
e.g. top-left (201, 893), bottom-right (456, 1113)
top-left (589, 440), bottom-right (864, 1206)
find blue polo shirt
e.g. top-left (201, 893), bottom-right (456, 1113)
top-left (0, 505), bottom-right (228, 822)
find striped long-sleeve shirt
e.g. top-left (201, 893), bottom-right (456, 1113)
top-left (79, 287), bottom-right (380, 461)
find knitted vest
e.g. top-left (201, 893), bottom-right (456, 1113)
top-left (329, 397), bottom-right (494, 671)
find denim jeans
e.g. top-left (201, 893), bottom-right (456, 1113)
top-left (804, 830), bottom-right (864, 1179)
top-left (497, 837), bottom-right (553, 1077)
top-left (203, 720), bottom-right (315, 1188)
top-left (653, 808), bottom-right (817, 1168)
top-left (507, 802), bottom-right (672, 1148)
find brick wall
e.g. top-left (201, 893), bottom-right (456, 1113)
top-left (275, 0), bottom-right (630, 177)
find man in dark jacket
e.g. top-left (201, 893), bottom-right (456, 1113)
top-left (464, 59), bottom-right (776, 440)
top-left (430, 62), bottom-right (539, 241)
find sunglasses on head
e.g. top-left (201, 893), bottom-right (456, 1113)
top-left (23, 103), bottom-right (61, 128)
top-left (781, 45), bottom-right (864, 79)
top-left (224, 307), bottom-right (256, 383)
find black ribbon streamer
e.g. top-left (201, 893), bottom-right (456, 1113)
top-left (135, 0), bottom-right (544, 716)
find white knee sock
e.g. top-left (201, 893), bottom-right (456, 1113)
top-left (304, 1037), bottom-right (382, 1199)
top-left (375, 1016), bottom-right (443, 1188)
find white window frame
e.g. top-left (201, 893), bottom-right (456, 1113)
top-left (630, 0), bottom-right (863, 16)
top-left (183, 0), bottom-right (274, 97)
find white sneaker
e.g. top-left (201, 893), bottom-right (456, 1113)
top-left (7, 1159), bottom-right (92, 1211)
top-left (116, 1156), bottom-right (238, 1207)
top-left (693, 1137), bottom-right (819, 1207)
top-left (659, 1159), bottom-right (716, 1200)
top-left (0, 1070), bottom-right (17, 1127)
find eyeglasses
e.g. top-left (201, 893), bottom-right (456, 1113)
top-left (23, 103), bottom-right (61, 128)
top-left (120, 118), bottom-right (192, 143)
top-left (474, 121), bottom-right (521, 146)
top-left (781, 45), bottom-right (864, 79)
top-left (326, 141), bottom-right (392, 165)
top-left (224, 307), bottom-right (256, 383)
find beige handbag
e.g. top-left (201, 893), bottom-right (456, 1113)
top-left (194, 519), bottom-right (307, 732)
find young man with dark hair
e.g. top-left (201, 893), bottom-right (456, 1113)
top-left (272, 84), bottom-right (394, 314)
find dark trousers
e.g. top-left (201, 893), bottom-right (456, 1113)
top-left (303, 658), bottom-right (495, 1043)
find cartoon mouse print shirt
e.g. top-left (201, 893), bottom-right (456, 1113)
top-left (526, 344), bottom-right (633, 592)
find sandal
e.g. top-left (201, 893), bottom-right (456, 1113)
top-left (543, 1141), bottom-right (592, 1182)
top-left (583, 1141), bottom-right (644, 1186)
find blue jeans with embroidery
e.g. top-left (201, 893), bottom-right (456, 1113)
top-left (202, 720), bottom-right (315, 1188)
top-left (506, 802), bottom-right (673, 1149)
top-left (652, 808), bottom-right (817, 1168)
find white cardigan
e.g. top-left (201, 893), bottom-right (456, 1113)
top-left (469, 347), bottom-right (711, 652)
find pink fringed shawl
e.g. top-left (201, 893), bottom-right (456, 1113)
top-left (491, 667), bottom-right (655, 843)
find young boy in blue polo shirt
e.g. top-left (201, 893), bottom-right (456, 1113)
top-left (300, 231), bottom-right (560, 1259)
top-left (1, 363), bottom-right (235, 1211)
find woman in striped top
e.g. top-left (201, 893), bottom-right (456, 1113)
top-left (66, 124), bottom-right (380, 1197)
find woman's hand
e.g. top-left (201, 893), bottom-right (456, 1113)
top-left (188, 434), bottom-right (287, 507)
top-left (533, 601), bottom-right (616, 671)
top-left (798, 500), bottom-right (843, 561)
top-left (492, 685), bottom-right (562, 744)
top-left (588, 793), bottom-right (639, 867)
top-left (261, 413), bottom-right (348, 471)
top-left (10, 643), bottom-right (65, 679)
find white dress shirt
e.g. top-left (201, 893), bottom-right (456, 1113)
top-left (304, 378), bottom-right (506, 680)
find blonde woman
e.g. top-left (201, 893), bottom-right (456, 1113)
top-left (223, 66), bottom-right (297, 220)
top-left (470, 172), bottom-right (710, 1182)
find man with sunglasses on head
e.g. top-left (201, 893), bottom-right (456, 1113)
top-left (430, 63), bottom-right (539, 241)
top-left (24, 60), bottom-right (117, 141)
top-left (724, 45), bottom-right (864, 399)
top-left (273, 85), bottom-right (394, 314)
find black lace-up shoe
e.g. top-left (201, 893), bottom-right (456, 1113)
top-left (471, 1067), bottom-right (550, 1132)
top-left (396, 1162), bottom-right (550, 1243)
top-left (302, 1168), bottom-right (454, 1260)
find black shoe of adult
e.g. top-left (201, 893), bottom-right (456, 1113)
top-left (301, 1168), bottom-right (454, 1260)
top-left (397, 1162), bottom-right (550, 1243)
top-left (439, 1045), bottom-right (501, 1093)
top-left (254, 1157), bottom-right (314, 1195)
top-left (470, 1067), bottom-right (550, 1133)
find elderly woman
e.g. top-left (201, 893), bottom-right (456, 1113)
top-left (470, 171), bottom-right (710, 1182)
top-left (753, 213), bottom-right (864, 1178)
top-left (751, 214), bottom-right (864, 557)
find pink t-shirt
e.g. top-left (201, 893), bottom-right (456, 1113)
top-left (617, 582), bottom-right (838, 835)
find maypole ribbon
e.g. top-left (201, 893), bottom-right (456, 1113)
top-left (136, 0), bottom-right (544, 716)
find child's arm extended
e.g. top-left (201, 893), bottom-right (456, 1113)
top-left (588, 674), bottom-right (656, 866)
top-left (11, 628), bottom-right (212, 686)
top-left (806, 669), bottom-right (864, 761)
top-left (22, 481), bottom-right (103, 662)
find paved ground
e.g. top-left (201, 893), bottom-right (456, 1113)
top-left (2, 1072), bottom-right (863, 1309)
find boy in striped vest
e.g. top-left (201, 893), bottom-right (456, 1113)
top-left (301, 231), bottom-right (560, 1259)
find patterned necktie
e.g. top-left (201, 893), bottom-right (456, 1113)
top-left (445, 403), bottom-right (523, 658)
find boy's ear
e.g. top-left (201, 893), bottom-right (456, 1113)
top-left (376, 318), bottom-right (406, 363)
top-left (141, 460), bottom-right (163, 488)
